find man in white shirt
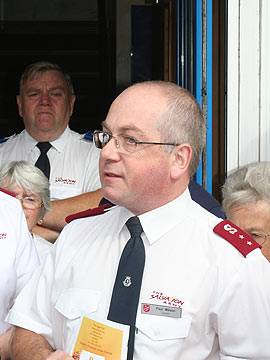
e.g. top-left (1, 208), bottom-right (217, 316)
top-left (0, 61), bottom-right (102, 241)
top-left (7, 81), bottom-right (270, 360)
top-left (0, 189), bottom-right (39, 359)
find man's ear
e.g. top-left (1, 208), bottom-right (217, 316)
top-left (170, 143), bottom-right (193, 180)
top-left (69, 95), bottom-right (76, 116)
top-left (16, 95), bottom-right (23, 118)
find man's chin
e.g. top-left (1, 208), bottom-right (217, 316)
top-left (101, 187), bottom-right (121, 206)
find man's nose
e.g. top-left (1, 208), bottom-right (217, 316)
top-left (39, 92), bottom-right (51, 105)
top-left (101, 137), bottom-right (121, 160)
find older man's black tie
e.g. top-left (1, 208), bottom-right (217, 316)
top-left (107, 216), bottom-right (145, 360)
top-left (35, 142), bottom-right (52, 179)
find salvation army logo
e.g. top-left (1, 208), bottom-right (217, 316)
top-left (143, 304), bottom-right (150, 312)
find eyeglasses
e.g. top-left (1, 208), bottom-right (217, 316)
top-left (93, 130), bottom-right (179, 154)
top-left (250, 231), bottom-right (270, 245)
top-left (16, 194), bottom-right (43, 210)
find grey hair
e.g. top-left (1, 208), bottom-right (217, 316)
top-left (129, 81), bottom-right (205, 176)
top-left (222, 161), bottom-right (270, 215)
top-left (19, 61), bottom-right (75, 95)
top-left (0, 160), bottom-right (50, 217)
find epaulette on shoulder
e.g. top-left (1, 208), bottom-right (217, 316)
top-left (0, 136), bottom-right (9, 143)
top-left (82, 131), bottom-right (93, 142)
top-left (213, 220), bottom-right (261, 257)
top-left (0, 188), bottom-right (16, 197)
top-left (65, 204), bottom-right (113, 224)
top-left (0, 133), bottom-right (17, 144)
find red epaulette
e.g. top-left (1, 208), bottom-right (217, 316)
top-left (65, 204), bottom-right (113, 224)
top-left (213, 220), bottom-right (261, 257)
top-left (0, 188), bottom-right (16, 197)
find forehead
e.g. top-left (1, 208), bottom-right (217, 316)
top-left (22, 70), bottom-right (68, 89)
top-left (104, 86), bottom-right (167, 133)
top-left (229, 201), bottom-right (270, 231)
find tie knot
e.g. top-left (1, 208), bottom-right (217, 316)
top-left (126, 216), bottom-right (143, 237)
top-left (36, 142), bottom-right (52, 154)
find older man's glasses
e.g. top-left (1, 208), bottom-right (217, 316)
top-left (93, 130), bottom-right (179, 154)
top-left (16, 194), bottom-right (43, 210)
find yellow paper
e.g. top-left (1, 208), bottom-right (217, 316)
top-left (72, 316), bottom-right (124, 360)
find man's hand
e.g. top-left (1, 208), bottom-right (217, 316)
top-left (11, 327), bottom-right (73, 360)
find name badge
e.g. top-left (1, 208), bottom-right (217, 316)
top-left (141, 303), bottom-right (182, 318)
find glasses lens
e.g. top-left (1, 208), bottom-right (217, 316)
top-left (93, 131), bottom-right (102, 149)
top-left (251, 233), bottom-right (266, 245)
top-left (94, 131), bottom-right (112, 149)
top-left (22, 196), bottom-right (42, 209)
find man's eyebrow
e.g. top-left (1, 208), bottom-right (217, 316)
top-left (25, 85), bottom-right (66, 92)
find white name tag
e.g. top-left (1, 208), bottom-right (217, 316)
top-left (141, 303), bottom-right (182, 318)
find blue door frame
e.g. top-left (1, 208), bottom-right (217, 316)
top-left (176, 0), bottom-right (213, 193)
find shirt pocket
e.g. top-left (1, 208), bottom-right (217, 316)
top-left (50, 185), bottom-right (82, 200)
top-left (136, 314), bottom-right (192, 341)
top-left (53, 288), bottom-right (100, 352)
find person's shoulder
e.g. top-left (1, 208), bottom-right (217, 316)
top-left (65, 203), bottom-right (115, 224)
top-left (0, 135), bottom-right (9, 144)
top-left (0, 188), bottom-right (22, 222)
top-left (188, 201), bottom-right (260, 257)
top-left (0, 133), bottom-right (21, 147)
top-left (67, 129), bottom-right (93, 143)
top-left (0, 187), bottom-right (16, 200)
top-left (55, 204), bottom-right (120, 256)
top-left (188, 180), bottom-right (225, 219)
top-left (66, 129), bottom-right (98, 152)
top-left (213, 219), bottom-right (261, 257)
top-left (81, 131), bottom-right (94, 142)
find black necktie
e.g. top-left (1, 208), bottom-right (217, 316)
top-left (35, 142), bottom-right (52, 179)
top-left (107, 216), bottom-right (145, 360)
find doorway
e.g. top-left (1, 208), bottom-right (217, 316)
top-left (0, 0), bottom-right (116, 136)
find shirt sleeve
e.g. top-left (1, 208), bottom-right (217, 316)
top-left (6, 250), bottom-right (56, 348)
top-left (6, 223), bottom-right (73, 350)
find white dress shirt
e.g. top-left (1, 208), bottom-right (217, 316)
top-left (0, 128), bottom-right (101, 200)
top-left (0, 190), bottom-right (39, 334)
top-left (33, 234), bottom-right (53, 262)
top-left (7, 189), bottom-right (270, 359)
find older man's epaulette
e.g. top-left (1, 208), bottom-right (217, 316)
top-left (213, 220), bottom-right (261, 257)
top-left (65, 204), bottom-right (113, 223)
top-left (82, 131), bottom-right (93, 142)
top-left (0, 188), bottom-right (16, 197)
top-left (0, 134), bottom-right (16, 143)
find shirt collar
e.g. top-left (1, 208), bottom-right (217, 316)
top-left (24, 127), bottom-right (70, 153)
top-left (115, 188), bottom-right (192, 245)
top-left (49, 127), bottom-right (70, 152)
top-left (22, 130), bottom-right (38, 153)
top-left (139, 188), bottom-right (192, 245)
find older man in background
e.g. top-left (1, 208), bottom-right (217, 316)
top-left (0, 61), bottom-right (102, 241)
